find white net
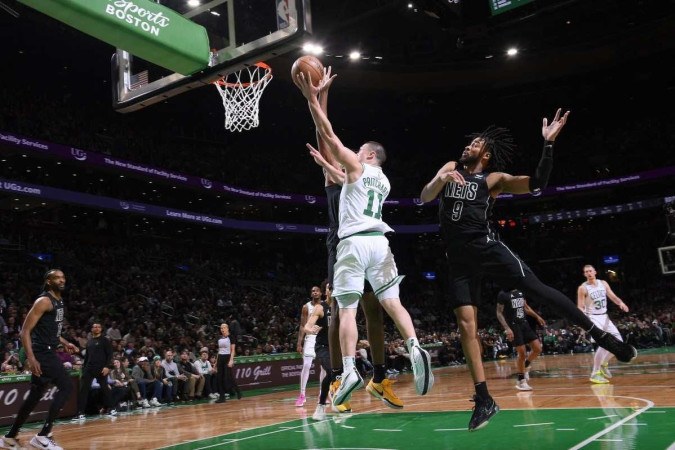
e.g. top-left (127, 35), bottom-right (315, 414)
top-left (214, 63), bottom-right (273, 132)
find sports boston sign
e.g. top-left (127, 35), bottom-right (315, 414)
top-left (17, 0), bottom-right (210, 75)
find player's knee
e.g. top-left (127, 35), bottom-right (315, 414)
top-left (336, 293), bottom-right (360, 309)
top-left (455, 310), bottom-right (476, 335)
top-left (530, 340), bottom-right (542, 354)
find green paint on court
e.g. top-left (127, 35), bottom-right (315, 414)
top-left (161, 407), bottom-right (674, 450)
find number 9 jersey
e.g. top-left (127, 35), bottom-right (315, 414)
top-left (439, 170), bottom-right (496, 248)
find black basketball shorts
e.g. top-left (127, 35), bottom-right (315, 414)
top-left (446, 237), bottom-right (534, 309)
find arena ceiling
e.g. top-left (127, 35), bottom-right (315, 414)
top-left (2, 0), bottom-right (675, 92)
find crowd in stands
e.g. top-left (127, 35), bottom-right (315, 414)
top-left (2, 207), bottom-right (673, 384)
top-left (1, 24), bottom-right (675, 420)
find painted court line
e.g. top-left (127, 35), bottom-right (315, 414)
top-left (644, 410), bottom-right (666, 413)
top-left (570, 397), bottom-right (654, 450)
top-left (513, 422), bottom-right (554, 428)
top-left (373, 429), bottom-right (402, 432)
top-left (667, 441), bottom-right (675, 450)
top-left (588, 414), bottom-right (618, 420)
top-left (189, 420), bottom-right (323, 450)
top-left (556, 428), bottom-right (576, 431)
top-left (596, 439), bottom-right (623, 442)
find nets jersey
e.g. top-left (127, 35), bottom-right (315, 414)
top-left (32, 291), bottom-right (65, 348)
top-left (338, 164), bottom-right (394, 239)
top-left (439, 170), bottom-right (495, 246)
top-left (583, 280), bottom-right (607, 315)
top-left (497, 289), bottom-right (526, 323)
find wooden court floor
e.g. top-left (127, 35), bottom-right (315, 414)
top-left (3, 347), bottom-right (674, 449)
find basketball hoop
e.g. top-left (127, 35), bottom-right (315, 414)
top-left (214, 62), bottom-right (273, 132)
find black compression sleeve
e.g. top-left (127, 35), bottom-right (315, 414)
top-left (529, 141), bottom-right (554, 193)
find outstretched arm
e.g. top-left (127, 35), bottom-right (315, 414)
top-left (296, 70), bottom-right (360, 174)
top-left (420, 161), bottom-right (465, 203)
top-left (602, 281), bottom-right (629, 312)
top-left (492, 108), bottom-right (570, 195)
top-left (315, 70), bottom-right (340, 184)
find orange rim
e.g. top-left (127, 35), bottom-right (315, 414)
top-left (215, 62), bottom-right (272, 88)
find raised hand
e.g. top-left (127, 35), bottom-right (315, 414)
top-left (307, 144), bottom-right (327, 167)
top-left (318, 66), bottom-right (337, 94)
top-left (439, 169), bottom-right (466, 186)
top-left (542, 108), bottom-right (570, 142)
top-left (295, 71), bottom-right (320, 101)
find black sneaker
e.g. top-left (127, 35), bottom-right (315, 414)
top-left (468, 395), bottom-right (499, 431)
top-left (215, 396), bottom-right (226, 403)
top-left (592, 330), bottom-right (637, 363)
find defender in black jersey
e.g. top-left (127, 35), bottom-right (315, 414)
top-left (1, 270), bottom-right (77, 450)
top-left (496, 289), bottom-right (545, 391)
top-left (303, 298), bottom-right (332, 420)
top-left (305, 73), bottom-right (402, 412)
top-left (420, 109), bottom-right (636, 431)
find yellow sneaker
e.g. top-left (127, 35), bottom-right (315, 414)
top-left (332, 401), bottom-right (352, 413)
top-left (589, 371), bottom-right (609, 384)
top-left (329, 378), bottom-right (340, 399)
top-left (329, 377), bottom-right (352, 413)
top-left (366, 379), bottom-right (404, 409)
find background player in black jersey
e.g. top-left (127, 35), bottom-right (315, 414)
top-left (1, 269), bottom-right (78, 450)
top-left (304, 70), bottom-right (403, 412)
top-left (420, 108), bottom-right (636, 431)
top-left (496, 289), bottom-right (545, 391)
top-left (303, 284), bottom-right (333, 421)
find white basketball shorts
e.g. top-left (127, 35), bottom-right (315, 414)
top-left (588, 313), bottom-right (622, 341)
top-left (332, 234), bottom-right (404, 309)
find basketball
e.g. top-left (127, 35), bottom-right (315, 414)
top-left (291, 55), bottom-right (324, 87)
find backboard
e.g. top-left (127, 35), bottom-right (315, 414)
top-left (658, 246), bottom-right (675, 275)
top-left (112, 0), bottom-right (310, 113)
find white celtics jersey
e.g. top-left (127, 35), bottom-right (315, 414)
top-left (303, 301), bottom-right (318, 350)
top-left (583, 279), bottom-right (608, 315)
top-left (338, 163), bottom-right (394, 239)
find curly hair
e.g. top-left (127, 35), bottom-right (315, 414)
top-left (467, 125), bottom-right (516, 171)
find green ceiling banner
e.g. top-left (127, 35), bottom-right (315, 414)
top-left (18, 0), bottom-right (210, 75)
top-left (489, 0), bottom-right (535, 16)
